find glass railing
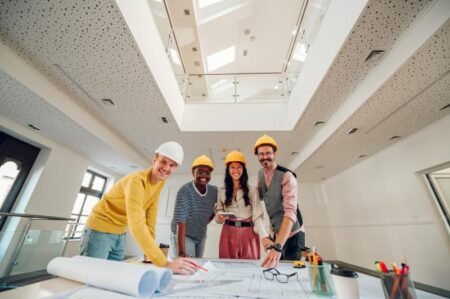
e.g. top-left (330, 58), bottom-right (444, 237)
top-left (0, 212), bottom-right (74, 289)
top-left (148, 0), bottom-right (331, 104)
top-left (185, 73), bottom-right (289, 104)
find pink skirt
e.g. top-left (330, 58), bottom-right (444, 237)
top-left (219, 220), bottom-right (260, 259)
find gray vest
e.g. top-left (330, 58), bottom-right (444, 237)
top-left (258, 166), bottom-right (303, 235)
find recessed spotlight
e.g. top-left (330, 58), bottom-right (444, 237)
top-left (28, 124), bottom-right (40, 131)
top-left (250, 36), bottom-right (256, 42)
top-left (347, 128), bottom-right (358, 134)
top-left (389, 135), bottom-right (402, 141)
top-left (243, 28), bottom-right (251, 35)
top-left (183, 9), bottom-right (190, 16)
top-left (194, 61), bottom-right (201, 67)
top-left (314, 121), bottom-right (325, 127)
top-left (161, 117), bottom-right (168, 124)
top-left (192, 47), bottom-right (197, 52)
top-left (243, 49), bottom-right (248, 56)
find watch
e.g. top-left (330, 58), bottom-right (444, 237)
top-left (270, 243), bottom-right (283, 252)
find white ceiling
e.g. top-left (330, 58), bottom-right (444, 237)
top-left (0, 0), bottom-right (449, 181)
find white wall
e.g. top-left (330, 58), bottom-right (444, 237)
top-left (321, 115), bottom-right (450, 289)
top-left (0, 116), bottom-right (120, 274)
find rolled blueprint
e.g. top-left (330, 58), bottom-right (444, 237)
top-left (47, 256), bottom-right (172, 297)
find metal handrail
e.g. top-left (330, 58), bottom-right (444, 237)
top-left (0, 212), bottom-right (74, 221)
top-left (0, 212), bottom-right (75, 287)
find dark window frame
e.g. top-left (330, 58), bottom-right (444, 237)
top-left (68, 169), bottom-right (107, 239)
top-left (0, 132), bottom-right (40, 230)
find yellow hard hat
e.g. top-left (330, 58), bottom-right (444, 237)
top-left (191, 155), bottom-right (214, 170)
top-left (225, 150), bottom-right (246, 165)
top-left (254, 134), bottom-right (278, 154)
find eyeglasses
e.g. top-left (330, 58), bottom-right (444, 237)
top-left (263, 268), bottom-right (298, 283)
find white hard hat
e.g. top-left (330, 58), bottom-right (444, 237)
top-left (154, 141), bottom-right (184, 165)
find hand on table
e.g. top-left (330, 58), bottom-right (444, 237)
top-left (167, 257), bottom-right (197, 275)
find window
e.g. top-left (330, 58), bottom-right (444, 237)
top-left (0, 132), bottom-right (40, 229)
top-left (67, 170), bottom-right (107, 239)
top-left (426, 165), bottom-right (450, 232)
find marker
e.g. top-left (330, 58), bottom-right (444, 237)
top-left (186, 260), bottom-right (208, 272)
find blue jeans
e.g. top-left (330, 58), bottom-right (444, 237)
top-left (170, 232), bottom-right (206, 258)
top-left (80, 229), bottom-right (126, 261)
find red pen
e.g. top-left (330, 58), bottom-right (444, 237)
top-left (186, 260), bottom-right (208, 272)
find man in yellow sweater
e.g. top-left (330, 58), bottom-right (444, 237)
top-left (81, 141), bottom-right (197, 274)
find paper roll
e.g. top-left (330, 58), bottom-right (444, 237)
top-left (47, 256), bottom-right (172, 296)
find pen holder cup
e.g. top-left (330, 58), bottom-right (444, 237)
top-left (379, 271), bottom-right (417, 299)
top-left (306, 263), bottom-right (335, 297)
top-left (159, 243), bottom-right (170, 258)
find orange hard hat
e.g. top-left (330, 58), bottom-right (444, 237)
top-left (254, 134), bottom-right (278, 154)
top-left (225, 150), bottom-right (246, 165)
top-left (191, 155), bottom-right (214, 170)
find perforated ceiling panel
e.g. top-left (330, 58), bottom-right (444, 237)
top-left (290, 0), bottom-right (433, 151)
top-left (0, 0), bottom-right (448, 180)
top-left (0, 69), bottom-right (136, 175)
top-left (298, 20), bottom-right (450, 181)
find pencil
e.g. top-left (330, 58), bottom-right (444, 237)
top-left (186, 260), bottom-right (208, 272)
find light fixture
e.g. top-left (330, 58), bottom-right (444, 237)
top-left (365, 50), bottom-right (385, 63)
top-left (347, 128), bottom-right (358, 134)
top-left (439, 103), bottom-right (449, 110)
top-left (314, 121), bottom-right (325, 127)
top-left (28, 124), bottom-right (40, 131)
top-left (161, 117), bottom-right (168, 123)
top-left (291, 151), bottom-right (299, 155)
top-left (389, 135), bottom-right (402, 141)
top-left (100, 98), bottom-right (115, 106)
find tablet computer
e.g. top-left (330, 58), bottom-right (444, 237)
top-left (217, 211), bottom-right (237, 218)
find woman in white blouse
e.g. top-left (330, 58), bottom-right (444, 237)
top-left (215, 150), bottom-right (268, 259)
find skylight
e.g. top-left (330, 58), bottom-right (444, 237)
top-left (198, 0), bottom-right (225, 9)
top-left (293, 43), bottom-right (307, 62)
top-left (169, 48), bottom-right (181, 65)
top-left (207, 46), bottom-right (235, 72)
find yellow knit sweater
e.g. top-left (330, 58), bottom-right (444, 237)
top-left (86, 168), bottom-right (167, 266)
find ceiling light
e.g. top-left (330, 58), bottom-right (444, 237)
top-left (183, 9), bottom-right (190, 16)
top-left (242, 49), bottom-right (248, 56)
top-left (243, 28), bottom-right (251, 35)
top-left (292, 29), bottom-right (297, 35)
top-left (28, 124), bottom-right (40, 131)
top-left (100, 98), bottom-right (115, 106)
top-left (192, 47), bottom-right (197, 52)
top-left (161, 117), bottom-right (168, 123)
top-left (291, 152), bottom-right (299, 155)
top-left (274, 85), bottom-right (279, 90)
top-left (389, 135), bottom-right (402, 141)
top-left (347, 128), bottom-right (358, 134)
top-left (365, 50), bottom-right (385, 63)
top-left (314, 121), bottom-right (325, 127)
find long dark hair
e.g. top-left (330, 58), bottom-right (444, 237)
top-left (224, 162), bottom-right (250, 207)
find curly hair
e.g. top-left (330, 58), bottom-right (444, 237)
top-left (224, 162), bottom-right (250, 207)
